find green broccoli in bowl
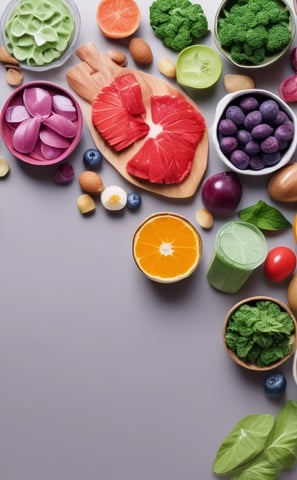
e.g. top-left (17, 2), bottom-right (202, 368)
top-left (149, 0), bottom-right (209, 52)
top-left (217, 0), bottom-right (293, 66)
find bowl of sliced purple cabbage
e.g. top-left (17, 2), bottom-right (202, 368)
top-left (0, 81), bottom-right (83, 166)
top-left (212, 89), bottom-right (297, 176)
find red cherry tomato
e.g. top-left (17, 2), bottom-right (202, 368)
top-left (264, 246), bottom-right (296, 282)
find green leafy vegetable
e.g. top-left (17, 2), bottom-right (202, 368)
top-left (265, 400), bottom-right (297, 471)
top-left (212, 414), bottom-right (274, 476)
top-left (225, 301), bottom-right (295, 367)
top-left (238, 200), bottom-right (291, 231)
top-left (213, 401), bottom-right (297, 479)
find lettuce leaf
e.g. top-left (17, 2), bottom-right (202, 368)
top-left (212, 414), bottom-right (274, 476)
top-left (265, 400), bottom-right (297, 470)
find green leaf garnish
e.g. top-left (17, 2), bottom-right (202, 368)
top-left (238, 200), bottom-right (291, 231)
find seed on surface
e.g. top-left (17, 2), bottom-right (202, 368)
top-left (224, 74), bottom-right (255, 93)
top-left (77, 194), bottom-right (96, 215)
top-left (0, 157), bottom-right (10, 177)
top-left (78, 170), bottom-right (104, 195)
top-left (107, 48), bottom-right (127, 67)
top-left (6, 66), bottom-right (24, 87)
top-left (195, 208), bottom-right (214, 230)
top-left (157, 57), bottom-right (176, 78)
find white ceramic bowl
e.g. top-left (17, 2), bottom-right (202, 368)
top-left (293, 349), bottom-right (297, 385)
top-left (214, 0), bottom-right (295, 69)
top-left (1, 0), bottom-right (81, 71)
top-left (212, 89), bottom-right (297, 176)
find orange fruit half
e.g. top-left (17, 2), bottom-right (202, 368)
top-left (96, 0), bottom-right (141, 39)
top-left (293, 213), bottom-right (297, 243)
top-left (132, 212), bottom-right (202, 283)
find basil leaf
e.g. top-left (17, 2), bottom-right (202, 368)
top-left (265, 400), bottom-right (297, 470)
top-left (238, 200), bottom-right (292, 231)
top-left (231, 458), bottom-right (278, 480)
top-left (212, 414), bottom-right (275, 476)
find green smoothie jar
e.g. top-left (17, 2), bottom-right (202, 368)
top-left (207, 220), bottom-right (267, 293)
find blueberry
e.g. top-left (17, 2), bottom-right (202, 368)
top-left (83, 148), bottom-right (103, 169)
top-left (264, 372), bottom-right (287, 397)
top-left (127, 192), bottom-right (142, 210)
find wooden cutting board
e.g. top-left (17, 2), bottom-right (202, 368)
top-left (66, 42), bottom-right (208, 199)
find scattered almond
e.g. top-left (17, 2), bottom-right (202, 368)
top-left (157, 57), bottom-right (176, 78)
top-left (107, 48), bottom-right (127, 67)
top-left (77, 194), bottom-right (96, 215)
top-left (78, 171), bottom-right (105, 195)
top-left (195, 208), bottom-right (214, 230)
top-left (224, 74), bottom-right (255, 93)
top-left (6, 66), bottom-right (24, 87)
top-left (129, 37), bottom-right (153, 65)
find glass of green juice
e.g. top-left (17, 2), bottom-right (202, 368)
top-left (207, 220), bottom-right (267, 293)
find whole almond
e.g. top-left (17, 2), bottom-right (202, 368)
top-left (78, 171), bottom-right (104, 195)
top-left (107, 48), bottom-right (127, 67)
top-left (129, 37), bottom-right (153, 65)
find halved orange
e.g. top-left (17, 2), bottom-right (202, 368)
top-left (293, 213), bottom-right (297, 243)
top-left (96, 0), bottom-right (141, 39)
top-left (132, 212), bottom-right (202, 283)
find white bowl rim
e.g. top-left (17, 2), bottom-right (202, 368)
top-left (212, 88), bottom-right (297, 176)
top-left (293, 349), bottom-right (297, 384)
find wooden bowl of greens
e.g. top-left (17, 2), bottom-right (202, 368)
top-left (223, 296), bottom-right (297, 371)
top-left (214, 0), bottom-right (295, 69)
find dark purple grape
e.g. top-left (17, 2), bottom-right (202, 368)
top-left (218, 118), bottom-right (237, 136)
top-left (271, 110), bottom-right (290, 126)
top-left (237, 129), bottom-right (252, 146)
top-left (225, 105), bottom-right (245, 126)
top-left (261, 151), bottom-right (282, 166)
top-left (251, 123), bottom-right (273, 139)
top-left (220, 136), bottom-right (238, 155)
top-left (274, 121), bottom-right (294, 142)
top-left (249, 155), bottom-right (265, 170)
top-left (201, 171), bottom-right (242, 217)
top-left (230, 149), bottom-right (250, 169)
top-left (244, 110), bottom-right (262, 130)
top-left (259, 99), bottom-right (279, 122)
top-left (244, 140), bottom-right (260, 155)
top-left (260, 136), bottom-right (279, 154)
top-left (239, 95), bottom-right (259, 112)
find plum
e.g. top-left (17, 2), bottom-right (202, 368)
top-left (201, 171), bottom-right (242, 217)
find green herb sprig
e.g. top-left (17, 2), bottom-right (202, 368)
top-left (238, 200), bottom-right (291, 231)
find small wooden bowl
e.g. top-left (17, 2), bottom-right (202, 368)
top-left (223, 296), bottom-right (297, 371)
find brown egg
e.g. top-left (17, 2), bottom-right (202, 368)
top-left (129, 37), bottom-right (153, 65)
top-left (288, 272), bottom-right (297, 316)
top-left (268, 162), bottom-right (297, 203)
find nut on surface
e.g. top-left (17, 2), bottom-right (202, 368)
top-left (78, 171), bottom-right (104, 195)
top-left (77, 194), bottom-right (96, 215)
top-left (107, 48), bottom-right (127, 67)
top-left (224, 74), bottom-right (255, 93)
top-left (157, 57), bottom-right (176, 78)
top-left (195, 208), bottom-right (214, 230)
top-left (129, 37), bottom-right (153, 65)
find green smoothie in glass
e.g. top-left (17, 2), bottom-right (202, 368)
top-left (207, 220), bottom-right (267, 293)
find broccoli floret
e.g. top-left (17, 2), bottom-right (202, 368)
top-left (266, 23), bottom-right (292, 53)
top-left (149, 0), bottom-right (209, 52)
top-left (217, 0), bottom-right (292, 65)
top-left (246, 25), bottom-right (268, 49)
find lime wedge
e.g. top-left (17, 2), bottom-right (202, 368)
top-left (176, 45), bottom-right (222, 90)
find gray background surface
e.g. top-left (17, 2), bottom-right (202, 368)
top-left (1, 0), bottom-right (297, 478)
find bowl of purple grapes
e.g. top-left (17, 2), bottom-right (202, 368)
top-left (212, 89), bottom-right (297, 176)
top-left (0, 81), bottom-right (83, 166)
